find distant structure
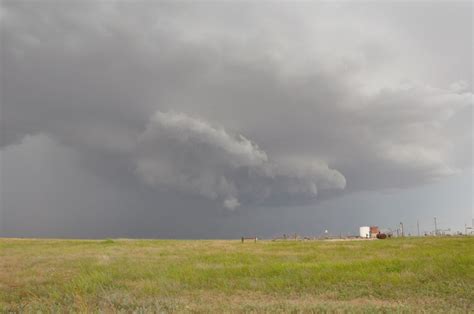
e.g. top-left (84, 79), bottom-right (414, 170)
top-left (359, 226), bottom-right (380, 238)
top-left (370, 226), bottom-right (380, 238)
top-left (359, 226), bottom-right (370, 238)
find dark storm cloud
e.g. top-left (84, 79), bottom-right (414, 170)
top-left (135, 111), bottom-right (345, 209)
top-left (0, 1), bottom-right (472, 235)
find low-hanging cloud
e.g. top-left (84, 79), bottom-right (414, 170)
top-left (135, 111), bottom-right (346, 209)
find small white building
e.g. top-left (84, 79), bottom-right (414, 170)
top-left (359, 226), bottom-right (370, 238)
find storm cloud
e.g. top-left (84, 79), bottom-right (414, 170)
top-left (135, 111), bottom-right (345, 209)
top-left (0, 1), bottom-right (472, 237)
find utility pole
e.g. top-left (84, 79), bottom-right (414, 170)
top-left (417, 220), bottom-right (420, 237)
top-left (400, 222), bottom-right (404, 237)
top-left (434, 217), bottom-right (438, 236)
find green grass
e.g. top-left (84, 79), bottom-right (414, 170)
top-left (1, 237), bottom-right (473, 312)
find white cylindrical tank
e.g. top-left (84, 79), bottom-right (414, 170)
top-left (359, 226), bottom-right (371, 238)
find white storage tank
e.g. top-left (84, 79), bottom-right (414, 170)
top-left (359, 226), bottom-right (370, 238)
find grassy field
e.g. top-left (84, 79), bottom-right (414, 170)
top-left (0, 237), bottom-right (473, 312)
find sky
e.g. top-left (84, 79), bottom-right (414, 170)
top-left (0, 1), bottom-right (472, 239)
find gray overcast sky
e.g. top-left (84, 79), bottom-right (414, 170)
top-left (0, 1), bottom-right (472, 238)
